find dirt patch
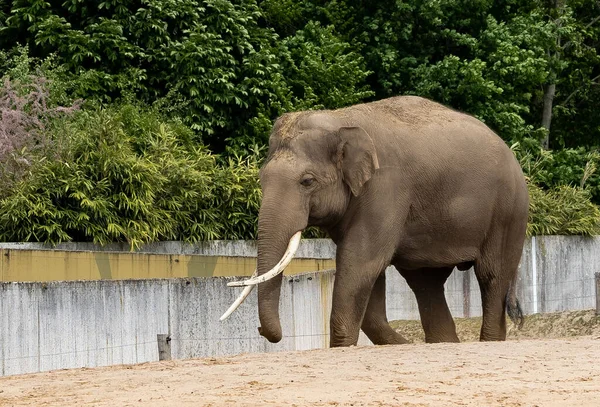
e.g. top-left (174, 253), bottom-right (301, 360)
top-left (0, 310), bottom-right (599, 407)
top-left (390, 309), bottom-right (600, 343)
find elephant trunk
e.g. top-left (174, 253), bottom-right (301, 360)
top-left (256, 198), bottom-right (307, 343)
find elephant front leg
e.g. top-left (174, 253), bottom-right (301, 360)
top-left (361, 272), bottom-right (409, 345)
top-left (329, 253), bottom-right (392, 347)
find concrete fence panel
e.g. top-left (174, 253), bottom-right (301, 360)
top-left (0, 272), bottom-right (337, 377)
top-left (1, 236), bottom-right (599, 377)
top-left (0, 280), bottom-right (170, 377)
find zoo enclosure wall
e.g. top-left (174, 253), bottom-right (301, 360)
top-left (0, 236), bottom-right (598, 377)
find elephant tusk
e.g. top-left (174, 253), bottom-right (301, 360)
top-left (220, 232), bottom-right (302, 321)
top-left (219, 271), bottom-right (257, 321)
top-left (226, 231), bottom-right (302, 288)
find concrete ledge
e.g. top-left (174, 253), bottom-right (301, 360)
top-left (0, 239), bottom-right (337, 259)
top-left (0, 249), bottom-right (336, 282)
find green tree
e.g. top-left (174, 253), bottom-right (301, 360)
top-left (279, 21), bottom-right (373, 110)
top-left (547, 0), bottom-right (600, 148)
top-left (289, 0), bottom-right (599, 149)
top-left (1, 0), bottom-right (289, 153)
top-left (0, 102), bottom-right (264, 246)
top-left (227, 20), bottom-right (374, 154)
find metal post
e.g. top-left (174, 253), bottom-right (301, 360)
top-left (462, 270), bottom-right (471, 318)
top-left (157, 334), bottom-right (172, 361)
top-left (531, 237), bottom-right (538, 314)
top-left (596, 273), bottom-right (600, 315)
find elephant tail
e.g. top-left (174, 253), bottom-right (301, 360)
top-left (505, 280), bottom-right (525, 330)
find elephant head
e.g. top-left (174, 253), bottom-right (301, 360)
top-left (221, 111), bottom-right (379, 343)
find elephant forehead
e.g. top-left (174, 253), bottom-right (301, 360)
top-left (260, 154), bottom-right (305, 182)
top-left (272, 112), bottom-right (306, 139)
top-left (272, 111), bottom-right (341, 139)
top-left (296, 112), bottom-right (341, 131)
top-left (262, 148), bottom-right (301, 168)
top-left (269, 137), bottom-right (332, 166)
top-left (268, 148), bottom-right (296, 163)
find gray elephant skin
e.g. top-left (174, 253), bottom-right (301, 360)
top-left (251, 96), bottom-right (528, 347)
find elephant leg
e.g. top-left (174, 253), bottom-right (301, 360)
top-left (329, 247), bottom-right (393, 347)
top-left (475, 262), bottom-right (512, 341)
top-left (399, 267), bottom-right (459, 343)
top-left (475, 233), bottom-right (523, 341)
top-left (361, 271), bottom-right (409, 345)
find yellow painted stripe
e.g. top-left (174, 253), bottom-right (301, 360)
top-left (0, 249), bottom-right (335, 282)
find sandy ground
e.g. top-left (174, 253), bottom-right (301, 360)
top-left (0, 336), bottom-right (599, 407)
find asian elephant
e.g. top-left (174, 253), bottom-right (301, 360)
top-left (222, 96), bottom-right (528, 347)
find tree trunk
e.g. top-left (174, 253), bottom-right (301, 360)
top-left (540, 0), bottom-right (565, 150)
top-left (541, 82), bottom-right (556, 150)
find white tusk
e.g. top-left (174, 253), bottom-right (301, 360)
top-left (227, 231), bottom-right (302, 287)
top-left (219, 270), bottom-right (257, 321)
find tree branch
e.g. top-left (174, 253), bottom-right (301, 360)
top-left (560, 73), bottom-right (600, 106)
top-left (562, 14), bottom-right (600, 50)
top-left (584, 14), bottom-right (600, 31)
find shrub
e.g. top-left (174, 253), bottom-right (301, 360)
top-left (0, 73), bottom-right (80, 193)
top-left (514, 143), bottom-right (600, 236)
top-left (212, 147), bottom-right (264, 239)
top-left (527, 183), bottom-right (600, 236)
top-left (520, 147), bottom-right (600, 205)
top-left (0, 103), bottom-right (262, 247)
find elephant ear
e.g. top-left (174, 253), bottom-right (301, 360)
top-left (336, 126), bottom-right (380, 196)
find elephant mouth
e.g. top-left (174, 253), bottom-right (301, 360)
top-left (219, 231), bottom-right (302, 321)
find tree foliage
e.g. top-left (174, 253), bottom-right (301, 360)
top-left (515, 143), bottom-right (600, 235)
top-left (0, 77), bottom-right (263, 246)
top-left (0, 0), bottom-right (373, 153)
top-left (1, 1), bottom-right (599, 242)
top-left (1, 0), bottom-right (289, 152)
top-left (2, 0), bottom-right (598, 150)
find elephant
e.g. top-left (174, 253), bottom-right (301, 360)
top-left (221, 96), bottom-right (528, 347)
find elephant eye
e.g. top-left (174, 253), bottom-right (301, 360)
top-left (300, 177), bottom-right (315, 187)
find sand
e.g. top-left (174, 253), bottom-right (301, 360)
top-left (1, 336), bottom-right (598, 406)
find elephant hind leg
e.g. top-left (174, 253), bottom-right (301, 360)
top-left (474, 262), bottom-right (512, 341)
top-left (361, 272), bottom-right (409, 345)
top-left (399, 266), bottom-right (459, 343)
top-left (475, 229), bottom-right (525, 341)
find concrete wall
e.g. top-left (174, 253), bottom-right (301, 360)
top-left (1, 236), bottom-right (599, 376)
top-left (0, 273), bottom-right (335, 377)
top-left (0, 279), bottom-right (170, 376)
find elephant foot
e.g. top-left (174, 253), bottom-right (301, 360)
top-left (421, 323), bottom-right (460, 343)
top-left (362, 324), bottom-right (411, 345)
top-left (329, 320), bottom-right (360, 347)
top-left (479, 330), bottom-right (506, 342)
top-left (424, 334), bottom-right (460, 344)
top-left (375, 333), bottom-right (411, 345)
top-left (330, 330), bottom-right (411, 347)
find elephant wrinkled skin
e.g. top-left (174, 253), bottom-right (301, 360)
top-left (244, 96), bottom-right (528, 347)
